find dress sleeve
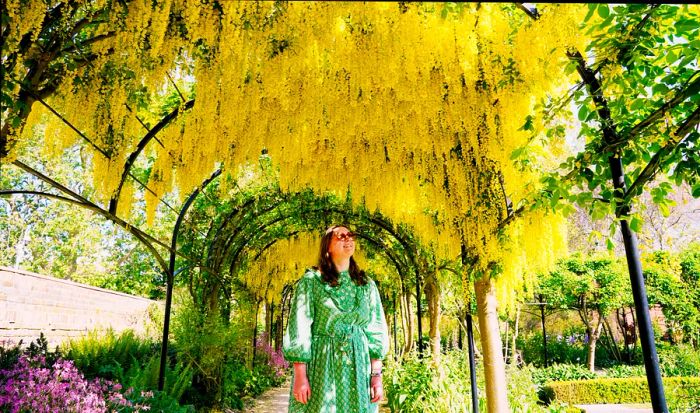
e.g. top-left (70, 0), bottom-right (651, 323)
top-left (365, 280), bottom-right (390, 360)
top-left (283, 273), bottom-right (315, 363)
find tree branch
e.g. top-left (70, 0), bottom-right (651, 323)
top-left (9, 159), bottom-right (216, 273)
top-left (624, 105), bottom-right (700, 202)
top-left (621, 71), bottom-right (700, 142)
top-left (0, 190), bottom-right (87, 207)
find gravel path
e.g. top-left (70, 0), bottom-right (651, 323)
top-left (243, 379), bottom-right (390, 412)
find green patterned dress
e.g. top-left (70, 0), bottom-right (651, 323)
top-left (283, 268), bottom-right (389, 413)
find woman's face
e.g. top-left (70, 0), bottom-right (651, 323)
top-left (327, 226), bottom-right (356, 260)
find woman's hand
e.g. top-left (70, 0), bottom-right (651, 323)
top-left (293, 363), bottom-right (311, 404)
top-left (369, 375), bottom-right (383, 403)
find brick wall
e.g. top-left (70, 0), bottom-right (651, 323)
top-left (0, 266), bottom-right (161, 348)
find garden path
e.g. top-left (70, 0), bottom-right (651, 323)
top-left (243, 378), bottom-right (390, 412)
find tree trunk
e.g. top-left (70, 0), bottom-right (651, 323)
top-left (475, 277), bottom-right (509, 413)
top-left (402, 289), bottom-right (414, 355)
top-left (587, 319), bottom-right (604, 371)
top-left (425, 272), bottom-right (442, 368)
top-left (511, 306), bottom-right (520, 366)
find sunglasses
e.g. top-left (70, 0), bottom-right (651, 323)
top-left (333, 231), bottom-right (356, 242)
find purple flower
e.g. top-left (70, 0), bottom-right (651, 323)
top-left (255, 333), bottom-right (290, 377)
top-left (0, 354), bottom-right (149, 413)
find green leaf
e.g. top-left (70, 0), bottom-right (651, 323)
top-left (510, 146), bottom-right (526, 160)
top-left (692, 183), bottom-right (700, 198)
top-left (652, 83), bottom-right (669, 96)
top-left (518, 115), bottom-right (534, 132)
top-left (675, 18), bottom-right (700, 34)
top-left (630, 216), bottom-right (642, 233)
top-left (630, 99), bottom-right (645, 111)
top-left (578, 104), bottom-right (590, 122)
top-left (588, 230), bottom-right (603, 243)
top-left (584, 4), bottom-right (597, 23)
top-left (665, 49), bottom-right (678, 64)
top-left (606, 238), bottom-right (615, 251)
top-left (658, 202), bottom-right (670, 218)
top-left (597, 4), bottom-right (610, 19)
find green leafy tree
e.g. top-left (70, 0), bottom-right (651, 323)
top-left (539, 255), bottom-right (631, 371)
top-left (645, 245), bottom-right (700, 347)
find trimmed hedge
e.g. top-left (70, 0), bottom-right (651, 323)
top-left (542, 377), bottom-right (700, 405)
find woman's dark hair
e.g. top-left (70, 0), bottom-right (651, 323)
top-left (316, 224), bottom-right (367, 286)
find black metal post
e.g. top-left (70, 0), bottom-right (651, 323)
top-left (466, 313), bottom-right (479, 413)
top-left (539, 294), bottom-right (548, 369)
top-left (609, 155), bottom-right (667, 413)
top-left (416, 269), bottom-right (423, 357)
top-left (158, 170), bottom-right (221, 391)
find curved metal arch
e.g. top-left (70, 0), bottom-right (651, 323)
top-left (109, 99), bottom-right (196, 215)
top-left (208, 192), bottom-right (420, 278)
top-left (219, 205), bottom-right (417, 286)
top-left (158, 167), bottom-right (221, 391)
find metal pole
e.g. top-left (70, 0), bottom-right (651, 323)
top-left (158, 170), bottom-right (221, 391)
top-left (416, 269), bottom-right (423, 357)
top-left (609, 155), bottom-right (667, 413)
top-left (466, 313), bottom-right (479, 413)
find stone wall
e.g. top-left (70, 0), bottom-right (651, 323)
top-left (0, 266), bottom-right (161, 348)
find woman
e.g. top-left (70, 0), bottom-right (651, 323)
top-left (283, 225), bottom-right (390, 413)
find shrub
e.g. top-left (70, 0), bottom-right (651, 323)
top-left (0, 339), bottom-right (24, 372)
top-left (63, 329), bottom-right (156, 381)
top-left (253, 332), bottom-right (289, 383)
top-left (518, 332), bottom-right (589, 367)
top-left (542, 377), bottom-right (700, 405)
top-left (656, 343), bottom-right (700, 377)
top-left (62, 328), bottom-right (192, 404)
top-left (385, 350), bottom-right (486, 413)
top-left (602, 364), bottom-right (645, 378)
top-left (0, 355), bottom-right (145, 413)
top-left (531, 363), bottom-right (597, 400)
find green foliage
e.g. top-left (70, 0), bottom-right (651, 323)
top-left (656, 343), bottom-right (700, 377)
top-left (542, 377), bottom-right (700, 406)
top-left (602, 364), bottom-right (646, 378)
top-left (63, 329), bottom-right (155, 380)
top-left (518, 331), bottom-right (589, 367)
top-left (384, 350), bottom-right (576, 413)
top-left (531, 364), bottom-right (597, 387)
top-left (221, 359), bottom-right (286, 409)
top-left (645, 247), bottom-right (700, 346)
top-left (537, 4), bottom-right (700, 240)
top-left (536, 256), bottom-right (632, 370)
top-left (169, 289), bottom-right (265, 408)
top-left (62, 328), bottom-right (193, 404)
top-left (668, 379), bottom-right (700, 413)
top-left (385, 353), bottom-right (451, 413)
top-left (121, 388), bottom-right (195, 413)
top-left (120, 354), bottom-right (193, 403)
top-left (0, 333), bottom-right (61, 371)
top-left (530, 363), bottom-right (597, 401)
top-left (541, 255), bottom-right (630, 317)
top-left (0, 339), bottom-right (23, 372)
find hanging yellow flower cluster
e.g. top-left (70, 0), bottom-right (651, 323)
top-left (9, 2), bottom-right (586, 302)
top-left (240, 235), bottom-right (315, 304)
top-left (242, 232), bottom-right (391, 304)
